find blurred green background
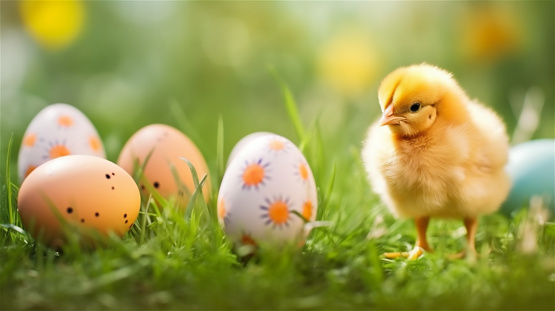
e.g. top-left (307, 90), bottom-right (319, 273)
top-left (1, 0), bottom-right (554, 184)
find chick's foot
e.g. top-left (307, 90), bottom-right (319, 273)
top-left (384, 246), bottom-right (429, 260)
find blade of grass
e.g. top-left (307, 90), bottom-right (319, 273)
top-left (181, 157), bottom-right (201, 191)
top-left (180, 157), bottom-right (211, 223)
top-left (186, 174), bottom-right (207, 212)
top-left (268, 66), bottom-right (306, 143)
top-left (318, 163), bottom-right (336, 222)
top-left (140, 174), bottom-right (171, 210)
top-left (217, 115), bottom-right (225, 181)
top-left (0, 224), bottom-right (26, 236)
top-left (291, 210), bottom-right (309, 224)
top-left (5, 134), bottom-right (14, 226)
top-left (139, 201), bottom-right (149, 245)
top-left (169, 163), bottom-right (192, 200)
top-left (367, 240), bottom-right (384, 286)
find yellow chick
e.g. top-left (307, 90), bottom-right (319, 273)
top-left (362, 64), bottom-right (510, 259)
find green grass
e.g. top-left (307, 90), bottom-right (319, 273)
top-left (1, 88), bottom-right (554, 311)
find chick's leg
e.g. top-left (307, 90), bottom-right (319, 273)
top-left (464, 217), bottom-right (478, 255)
top-left (384, 216), bottom-right (431, 260)
top-left (450, 217), bottom-right (478, 259)
top-left (409, 216), bottom-right (432, 259)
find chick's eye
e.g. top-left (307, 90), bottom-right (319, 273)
top-left (410, 102), bottom-right (421, 112)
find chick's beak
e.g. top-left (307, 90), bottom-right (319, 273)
top-left (379, 105), bottom-right (405, 126)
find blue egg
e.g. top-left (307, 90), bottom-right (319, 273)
top-left (500, 139), bottom-right (555, 216)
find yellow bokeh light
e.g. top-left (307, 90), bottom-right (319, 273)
top-left (20, 0), bottom-right (85, 50)
top-left (318, 31), bottom-right (379, 98)
top-left (459, 5), bottom-right (521, 63)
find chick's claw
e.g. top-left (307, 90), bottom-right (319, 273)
top-left (383, 246), bottom-right (425, 260)
top-left (407, 246), bottom-right (425, 260)
top-left (383, 251), bottom-right (409, 259)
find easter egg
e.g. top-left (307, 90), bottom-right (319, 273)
top-left (500, 139), bottom-right (555, 216)
top-left (17, 155), bottom-right (140, 248)
top-left (117, 124), bottom-right (211, 209)
top-left (18, 103), bottom-right (105, 182)
top-left (218, 133), bottom-right (318, 248)
top-left (227, 132), bottom-right (273, 167)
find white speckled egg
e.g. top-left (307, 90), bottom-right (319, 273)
top-left (17, 155), bottom-right (141, 248)
top-left (218, 133), bottom-right (318, 247)
top-left (117, 124), bottom-right (211, 209)
top-left (227, 132), bottom-right (273, 167)
top-left (18, 103), bottom-right (105, 182)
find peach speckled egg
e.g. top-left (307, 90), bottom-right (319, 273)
top-left (17, 155), bottom-right (140, 248)
top-left (18, 103), bottom-right (105, 182)
top-left (218, 133), bottom-right (318, 248)
top-left (117, 124), bottom-right (211, 209)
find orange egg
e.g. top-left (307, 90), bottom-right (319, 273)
top-left (117, 124), bottom-right (211, 209)
top-left (17, 155), bottom-right (140, 248)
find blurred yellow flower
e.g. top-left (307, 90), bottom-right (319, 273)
top-left (317, 31), bottom-right (379, 98)
top-left (459, 5), bottom-right (521, 63)
top-left (19, 0), bottom-right (85, 50)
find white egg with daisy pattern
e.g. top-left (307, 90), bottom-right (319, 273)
top-left (218, 133), bottom-right (318, 248)
top-left (18, 103), bottom-right (106, 182)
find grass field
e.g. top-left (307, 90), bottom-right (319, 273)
top-left (1, 86), bottom-right (555, 310)
top-left (1, 1), bottom-right (554, 310)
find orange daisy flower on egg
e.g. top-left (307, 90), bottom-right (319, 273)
top-left (295, 160), bottom-right (310, 183)
top-left (23, 133), bottom-right (37, 147)
top-left (44, 140), bottom-right (71, 159)
top-left (266, 136), bottom-right (290, 155)
top-left (302, 200), bottom-right (313, 221)
top-left (89, 136), bottom-right (102, 152)
top-left (217, 197), bottom-right (232, 226)
top-left (57, 115), bottom-right (74, 128)
top-left (240, 233), bottom-right (257, 247)
top-left (260, 196), bottom-right (291, 229)
top-left (218, 198), bottom-right (227, 219)
top-left (241, 158), bottom-right (270, 190)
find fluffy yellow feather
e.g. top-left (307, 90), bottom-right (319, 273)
top-left (362, 64), bottom-right (510, 259)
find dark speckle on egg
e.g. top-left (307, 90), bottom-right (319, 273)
top-left (95, 212), bottom-right (99, 217)
top-left (105, 174), bottom-right (111, 179)
top-left (157, 131), bottom-right (170, 142)
top-left (154, 181), bottom-right (160, 189)
top-left (111, 186), bottom-right (115, 190)
top-left (124, 214), bottom-right (127, 218)
top-left (67, 207), bottom-right (73, 214)
top-left (81, 219), bottom-right (85, 223)
top-left (125, 220), bottom-right (129, 224)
